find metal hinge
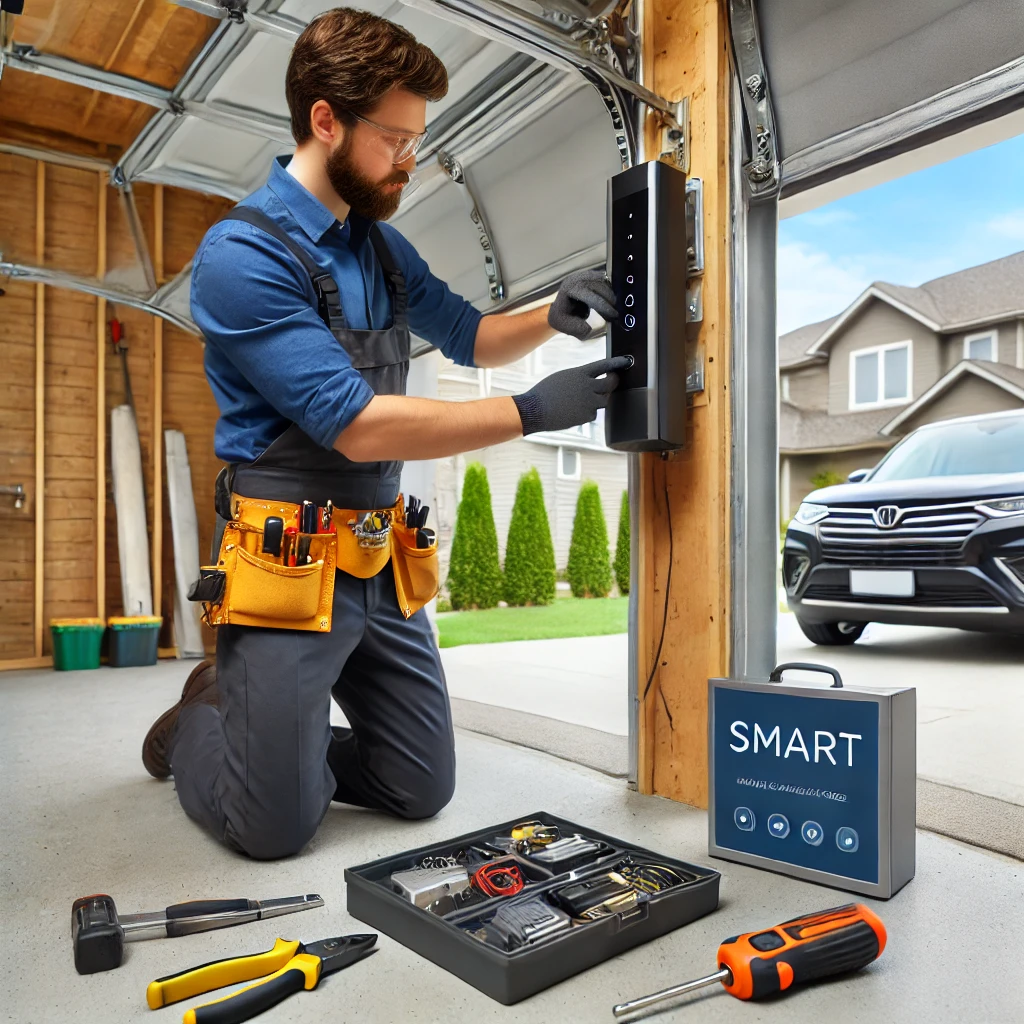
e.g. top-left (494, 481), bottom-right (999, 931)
top-left (728, 0), bottom-right (780, 200)
top-left (684, 176), bottom-right (705, 392)
top-left (659, 97), bottom-right (689, 173)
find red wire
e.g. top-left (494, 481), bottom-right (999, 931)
top-left (473, 861), bottom-right (524, 897)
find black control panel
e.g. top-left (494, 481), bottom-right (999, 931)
top-left (609, 186), bottom-right (648, 392)
top-left (605, 160), bottom-right (689, 452)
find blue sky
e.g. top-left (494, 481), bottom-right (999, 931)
top-left (777, 132), bottom-right (1024, 335)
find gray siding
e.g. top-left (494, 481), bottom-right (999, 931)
top-left (785, 364), bottom-right (828, 411)
top-left (827, 301), bottom-right (941, 416)
top-left (898, 375), bottom-right (1024, 433)
top-left (943, 318), bottom-right (1021, 371)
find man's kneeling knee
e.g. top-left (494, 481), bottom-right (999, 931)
top-left (389, 769), bottom-right (455, 821)
top-left (226, 813), bottom-right (321, 860)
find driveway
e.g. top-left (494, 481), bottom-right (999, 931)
top-left (777, 614), bottom-right (1024, 806)
top-left (438, 617), bottom-right (1024, 807)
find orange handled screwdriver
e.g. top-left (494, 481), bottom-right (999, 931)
top-left (613, 903), bottom-right (886, 1018)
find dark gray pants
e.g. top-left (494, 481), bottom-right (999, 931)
top-left (169, 568), bottom-right (456, 859)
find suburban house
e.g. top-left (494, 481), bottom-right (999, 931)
top-left (779, 251), bottom-right (1024, 519)
top-left (430, 331), bottom-right (627, 581)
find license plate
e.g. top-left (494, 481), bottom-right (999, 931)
top-left (849, 569), bottom-right (915, 598)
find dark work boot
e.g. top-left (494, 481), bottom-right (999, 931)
top-left (142, 660), bottom-right (218, 779)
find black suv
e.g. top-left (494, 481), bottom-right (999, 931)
top-left (785, 409), bottom-right (1024, 644)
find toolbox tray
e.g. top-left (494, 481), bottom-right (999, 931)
top-left (345, 811), bottom-right (720, 1004)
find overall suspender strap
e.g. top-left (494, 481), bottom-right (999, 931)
top-left (221, 207), bottom-right (347, 331)
top-left (369, 225), bottom-right (408, 322)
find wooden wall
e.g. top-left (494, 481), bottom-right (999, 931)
top-left (0, 153), bottom-right (229, 666)
top-left (634, 0), bottom-right (733, 807)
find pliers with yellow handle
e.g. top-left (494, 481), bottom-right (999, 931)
top-left (146, 933), bottom-right (376, 1024)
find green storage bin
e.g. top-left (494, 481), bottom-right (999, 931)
top-left (50, 618), bottom-right (106, 671)
top-left (107, 616), bottom-right (163, 667)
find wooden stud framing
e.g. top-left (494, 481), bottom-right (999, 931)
top-left (0, 656), bottom-right (54, 672)
top-left (34, 161), bottom-right (45, 657)
top-left (152, 184), bottom-right (164, 619)
top-left (636, 0), bottom-right (732, 807)
top-left (96, 173), bottom-right (108, 619)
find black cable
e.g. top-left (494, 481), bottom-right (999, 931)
top-left (641, 470), bottom-right (673, 704)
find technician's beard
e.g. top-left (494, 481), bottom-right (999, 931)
top-left (326, 140), bottom-right (409, 222)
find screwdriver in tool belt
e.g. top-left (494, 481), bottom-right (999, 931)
top-left (613, 903), bottom-right (886, 1018)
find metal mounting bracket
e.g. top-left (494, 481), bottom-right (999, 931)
top-left (659, 97), bottom-right (689, 172)
top-left (683, 176), bottom-right (704, 392)
top-left (439, 151), bottom-right (506, 302)
top-left (685, 176), bottom-right (704, 276)
top-left (727, 0), bottom-right (780, 200)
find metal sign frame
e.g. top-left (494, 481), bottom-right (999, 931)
top-left (708, 676), bottom-right (916, 899)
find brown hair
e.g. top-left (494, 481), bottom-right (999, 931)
top-left (286, 8), bottom-right (448, 144)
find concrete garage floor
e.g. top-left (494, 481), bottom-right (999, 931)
top-left (442, 618), bottom-right (1024, 859)
top-left (2, 662), bottom-right (1022, 1023)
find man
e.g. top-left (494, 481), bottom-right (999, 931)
top-left (142, 7), bottom-right (626, 859)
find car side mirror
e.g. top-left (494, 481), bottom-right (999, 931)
top-left (847, 468), bottom-right (870, 483)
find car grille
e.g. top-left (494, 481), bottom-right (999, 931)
top-left (817, 501), bottom-right (983, 566)
top-left (802, 581), bottom-right (1001, 608)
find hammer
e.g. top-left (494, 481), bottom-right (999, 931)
top-left (71, 892), bottom-right (323, 974)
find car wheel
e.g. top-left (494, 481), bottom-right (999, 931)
top-left (796, 618), bottom-right (866, 646)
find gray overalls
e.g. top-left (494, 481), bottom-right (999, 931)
top-left (170, 208), bottom-right (456, 859)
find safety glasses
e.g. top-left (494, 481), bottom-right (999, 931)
top-left (349, 111), bottom-right (428, 164)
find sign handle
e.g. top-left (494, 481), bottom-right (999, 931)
top-left (768, 663), bottom-right (844, 688)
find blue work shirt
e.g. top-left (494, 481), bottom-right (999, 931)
top-left (192, 156), bottom-right (482, 463)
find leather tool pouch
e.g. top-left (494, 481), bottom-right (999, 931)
top-left (187, 567), bottom-right (226, 605)
top-left (391, 514), bottom-right (440, 620)
top-left (196, 520), bottom-right (338, 632)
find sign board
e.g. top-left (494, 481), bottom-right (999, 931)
top-left (709, 665), bottom-right (916, 899)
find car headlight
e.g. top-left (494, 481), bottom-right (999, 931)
top-left (977, 496), bottom-right (1024, 518)
top-left (793, 502), bottom-right (829, 525)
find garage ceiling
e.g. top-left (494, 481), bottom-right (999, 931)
top-left (2, 0), bottom-right (1023, 331)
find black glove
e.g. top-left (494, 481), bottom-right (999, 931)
top-left (548, 269), bottom-right (619, 340)
top-left (512, 356), bottom-right (632, 436)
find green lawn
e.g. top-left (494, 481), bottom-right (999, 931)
top-left (436, 597), bottom-right (628, 647)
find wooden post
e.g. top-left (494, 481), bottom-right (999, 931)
top-left (152, 185), bottom-right (164, 619)
top-left (34, 161), bottom-right (45, 656)
top-left (636, 0), bottom-right (732, 807)
top-left (96, 173), bottom-right (108, 619)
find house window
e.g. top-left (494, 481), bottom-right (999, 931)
top-left (964, 330), bottom-right (996, 362)
top-left (849, 341), bottom-right (911, 409)
top-left (781, 374), bottom-right (791, 402)
top-left (558, 447), bottom-right (581, 480)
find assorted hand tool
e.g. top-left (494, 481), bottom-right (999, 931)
top-left (259, 500), bottom-right (338, 567)
top-left (612, 903), bottom-right (887, 1018)
top-left (260, 517), bottom-right (283, 558)
top-left (146, 933), bottom-right (377, 1023)
top-left (71, 893), bottom-right (323, 975)
top-left (391, 863), bottom-right (473, 909)
top-left (404, 494), bottom-right (435, 547)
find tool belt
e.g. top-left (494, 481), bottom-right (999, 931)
top-left (191, 494), bottom-right (439, 631)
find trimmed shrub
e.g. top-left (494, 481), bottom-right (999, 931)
top-left (566, 481), bottom-right (612, 598)
top-left (446, 463), bottom-right (503, 609)
top-left (503, 468), bottom-right (556, 607)
top-left (810, 469), bottom-right (845, 490)
top-left (613, 489), bottom-right (630, 596)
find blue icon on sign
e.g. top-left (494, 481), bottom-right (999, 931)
top-left (836, 827), bottom-right (859, 853)
top-left (800, 821), bottom-right (824, 846)
top-left (734, 807), bottom-right (756, 832)
top-left (767, 813), bottom-right (790, 839)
